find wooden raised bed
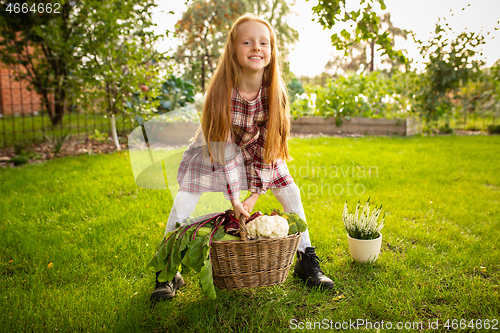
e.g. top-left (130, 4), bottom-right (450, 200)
top-left (135, 116), bottom-right (421, 147)
top-left (290, 116), bottom-right (421, 136)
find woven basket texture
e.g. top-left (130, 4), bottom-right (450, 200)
top-left (210, 232), bottom-right (301, 290)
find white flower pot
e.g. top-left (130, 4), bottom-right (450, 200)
top-left (347, 233), bottom-right (382, 263)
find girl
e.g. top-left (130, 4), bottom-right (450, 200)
top-left (151, 14), bottom-right (333, 302)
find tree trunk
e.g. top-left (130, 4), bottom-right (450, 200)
top-left (463, 100), bottom-right (468, 127)
top-left (369, 40), bottom-right (375, 72)
top-left (48, 85), bottom-right (67, 126)
top-left (110, 113), bottom-right (121, 150)
top-left (201, 54), bottom-right (206, 93)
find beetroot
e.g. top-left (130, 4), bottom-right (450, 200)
top-left (224, 221), bottom-right (241, 236)
top-left (224, 221), bottom-right (240, 232)
top-left (247, 211), bottom-right (263, 223)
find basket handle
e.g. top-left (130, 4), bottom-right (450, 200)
top-left (239, 214), bottom-right (247, 241)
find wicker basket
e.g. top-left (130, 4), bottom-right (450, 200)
top-left (210, 214), bottom-right (301, 290)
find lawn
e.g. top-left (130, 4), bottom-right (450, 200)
top-left (1, 135), bottom-right (499, 332)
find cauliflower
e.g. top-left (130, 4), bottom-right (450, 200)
top-left (246, 215), bottom-right (289, 240)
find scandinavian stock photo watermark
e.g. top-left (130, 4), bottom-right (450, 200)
top-left (289, 161), bottom-right (379, 198)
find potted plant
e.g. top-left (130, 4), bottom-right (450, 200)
top-left (342, 199), bottom-right (385, 263)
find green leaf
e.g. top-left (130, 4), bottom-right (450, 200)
top-left (164, 234), bottom-right (176, 258)
top-left (179, 232), bottom-right (190, 252)
top-left (158, 268), bottom-right (169, 282)
top-left (165, 255), bottom-right (176, 282)
top-left (202, 235), bottom-right (211, 260)
top-left (187, 236), bottom-right (205, 272)
top-left (340, 29), bottom-right (350, 40)
top-left (146, 252), bottom-right (163, 272)
top-left (212, 227), bottom-right (226, 242)
top-left (181, 248), bottom-right (192, 267)
top-left (200, 259), bottom-right (216, 300)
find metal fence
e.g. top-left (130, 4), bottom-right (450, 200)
top-left (0, 65), bottom-right (135, 149)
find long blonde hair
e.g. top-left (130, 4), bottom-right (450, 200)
top-left (198, 13), bottom-right (292, 165)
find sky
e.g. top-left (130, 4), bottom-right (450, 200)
top-left (150, 0), bottom-right (500, 77)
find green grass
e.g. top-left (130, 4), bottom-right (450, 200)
top-left (1, 135), bottom-right (499, 332)
top-left (0, 113), bottom-right (135, 148)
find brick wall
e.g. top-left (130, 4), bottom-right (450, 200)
top-left (0, 33), bottom-right (46, 116)
top-left (0, 63), bottom-right (46, 116)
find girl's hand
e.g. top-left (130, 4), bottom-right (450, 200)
top-left (231, 199), bottom-right (250, 220)
top-left (241, 192), bottom-right (260, 214)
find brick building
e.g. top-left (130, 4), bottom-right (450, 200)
top-left (0, 62), bottom-right (43, 116)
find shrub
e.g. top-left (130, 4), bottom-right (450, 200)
top-left (439, 123), bottom-right (454, 134)
top-left (311, 71), bottom-right (413, 119)
top-left (10, 156), bottom-right (29, 166)
top-left (488, 124), bottom-right (500, 134)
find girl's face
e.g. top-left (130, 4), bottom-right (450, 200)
top-left (235, 20), bottom-right (271, 76)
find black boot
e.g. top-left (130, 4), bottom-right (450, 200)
top-left (293, 247), bottom-right (334, 289)
top-left (150, 271), bottom-right (185, 302)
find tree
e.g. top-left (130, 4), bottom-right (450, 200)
top-left (325, 42), bottom-right (368, 76)
top-left (325, 12), bottom-right (409, 75)
top-left (0, 0), bottom-right (89, 126)
top-left (379, 13), bottom-right (410, 73)
top-left (0, 0), bottom-right (164, 137)
top-left (457, 60), bottom-right (500, 127)
top-left (412, 19), bottom-right (486, 123)
top-left (75, 0), bottom-right (164, 150)
top-left (309, 0), bottom-right (408, 69)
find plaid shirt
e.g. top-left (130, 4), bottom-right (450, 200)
top-left (177, 86), bottom-right (294, 200)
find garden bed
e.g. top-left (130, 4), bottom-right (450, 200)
top-left (290, 116), bottom-right (422, 136)
top-left (0, 138), bottom-right (125, 168)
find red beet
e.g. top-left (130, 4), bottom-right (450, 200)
top-left (247, 211), bottom-right (263, 223)
top-left (224, 221), bottom-right (240, 233)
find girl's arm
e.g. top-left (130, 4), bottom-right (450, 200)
top-left (231, 198), bottom-right (250, 220)
top-left (241, 192), bottom-right (260, 214)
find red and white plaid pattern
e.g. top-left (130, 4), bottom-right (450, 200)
top-left (177, 86), bottom-right (294, 200)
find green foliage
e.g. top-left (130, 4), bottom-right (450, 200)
top-left (1, 137), bottom-right (500, 330)
top-left (290, 82), bottom-right (316, 118)
top-left (76, 0), bottom-right (164, 146)
top-left (456, 61), bottom-right (500, 127)
top-left (438, 123), bottom-right (454, 134)
top-left (290, 96), bottom-right (314, 119)
top-left (287, 78), bottom-right (305, 103)
top-left (9, 155), bottom-right (29, 166)
top-left (343, 200), bottom-right (384, 240)
top-left (310, 0), bottom-right (408, 67)
top-left (411, 20), bottom-right (486, 123)
top-left (488, 124), bottom-right (500, 134)
top-left (325, 12), bottom-right (410, 74)
top-left (0, 0), bottom-right (165, 128)
top-left (147, 214), bottom-right (227, 300)
top-left (156, 74), bottom-right (195, 113)
top-left (43, 132), bottom-right (71, 154)
top-left (88, 129), bottom-right (108, 143)
top-left (0, 1), bottom-right (85, 126)
top-left (13, 142), bottom-right (25, 156)
top-left (309, 71), bottom-right (412, 120)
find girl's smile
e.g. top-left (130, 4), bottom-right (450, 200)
top-left (235, 20), bottom-right (271, 73)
